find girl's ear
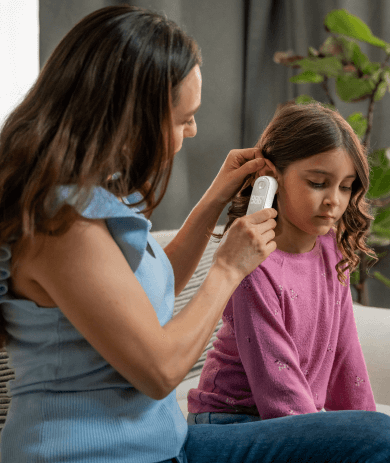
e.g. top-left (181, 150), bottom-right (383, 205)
top-left (254, 158), bottom-right (279, 179)
top-left (253, 159), bottom-right (280, 193)
top-left (262, 159), bottom-right (277, 178)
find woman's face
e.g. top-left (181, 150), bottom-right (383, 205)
top-left (274, 148), bottom-right (357, 240)
top-left (170, 64), bottom-right (202, 154)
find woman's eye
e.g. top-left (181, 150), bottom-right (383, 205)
top-left (185, 117), bottom-right (195, 126)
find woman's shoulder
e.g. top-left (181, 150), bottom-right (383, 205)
top-left (9, 218), bottom-right (108, 306)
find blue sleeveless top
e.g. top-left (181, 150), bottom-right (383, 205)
top-left (0, 187), bottom-right (188, 462)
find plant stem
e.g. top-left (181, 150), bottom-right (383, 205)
top-left (363, 93), bottom-right (376, 151)
top-left (357, 251), bottom-right (369, 305)
top-left (369, 196), bottom-right (390, 208)
top-left (363, 54), bottom-right (390, 150)
top-left (321, 76), bottom-right (336, 106)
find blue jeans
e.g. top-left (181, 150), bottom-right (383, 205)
top-left (160, 410), bottom-right (390, 462)
top-left (187, 412), bottom-right (262, 425)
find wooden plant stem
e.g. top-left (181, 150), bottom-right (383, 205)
top-left (363, 92), bottom-right (376, 151)
top-left (321, 76), bottom-right (336, 107)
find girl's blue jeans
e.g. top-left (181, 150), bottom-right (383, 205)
top-left (160, 410), bottom-right (390, 462)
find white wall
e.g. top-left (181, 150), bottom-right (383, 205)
top-left (0, 0), bottom-right (39, 129)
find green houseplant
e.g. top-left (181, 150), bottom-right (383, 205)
top-left (274, 9), bottom-right (390, 306)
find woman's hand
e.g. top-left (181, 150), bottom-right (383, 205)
top-left (207, 148), bottom-right (267, 206)
top-left (212, 208), bottom-right (278, 282)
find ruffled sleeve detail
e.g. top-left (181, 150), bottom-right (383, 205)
top-left (0, 243), bottom-right (11, 296)
top-left (55, 186), bottom-right (152, 273)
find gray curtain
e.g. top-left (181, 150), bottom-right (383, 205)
top-left (39, 0), bottom-right (390, 232)
top-left (243, 0), bottom-right (390, 150)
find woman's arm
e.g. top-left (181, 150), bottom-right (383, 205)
top-left (163, 148), bottom-right (265, 297)
top-left (163, 190), bottom-right (225, 297)
top-left (26, 213), bottom-right (275, 401)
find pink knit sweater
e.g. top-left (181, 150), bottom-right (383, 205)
top-left (188, 229), bottom-right (376, 420)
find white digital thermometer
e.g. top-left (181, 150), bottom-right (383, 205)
top-left (246, 176), bottom-right (278, 215)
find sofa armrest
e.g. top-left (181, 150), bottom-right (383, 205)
top-left (353, 303), bottom-right (390, 406)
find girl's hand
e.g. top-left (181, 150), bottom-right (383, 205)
top-left (212, 208), bottom-right (278, 281)
top-left (207, 148), bottom-right (267, 206)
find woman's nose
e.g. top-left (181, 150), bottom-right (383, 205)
top-left (185, 121), bottom-right (197, 139)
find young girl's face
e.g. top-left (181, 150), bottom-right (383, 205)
top-left (273, 148), bottom-right (356, 251)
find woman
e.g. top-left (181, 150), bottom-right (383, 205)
top-left (0, 5), bottom-right (389, 463)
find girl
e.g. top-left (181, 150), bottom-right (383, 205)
top-left (1, 5), bottom-right (389, 462)
top-left (188, 102), bottom-right (378, 424)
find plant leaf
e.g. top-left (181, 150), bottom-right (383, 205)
top-left (374, 81), bottom-right (388, 102)
top-left (319, 36), bottom-right (344, 57)
top-left (371, 223), bottom-right (390, 239)
top-left (294, 95), bottom-right (335, 110)
top-left (273, 51), bottom-right (304, 68)
top-left (324, 9), bottom-right (390, 52)
top-left (362, 62), bottom-right (381, 75)
top-left (350, 268), bottom-right (360, 286)
top-left (346, 112), bottom-right (367, 139)
top-left (367, 149), bottom-right (390, 199)
top-left (335, 75), bottom-right (374, 101)
top-left (295, 56), bottom-right (343, 77)
top-left (295, 95), bottom-right (318, 105)
top-left (384, 68), bottom-right (390, 90)
top-left (290, 70), bottom-right (324, 84)
top-left (342, 39), bottom-right (371, 73)
top-left (372, 206), bottom-right (390, 230)
top-left (372, 271), bottom-right (390, 288)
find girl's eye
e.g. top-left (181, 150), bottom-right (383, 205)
top-left (185, 117), bottom-right (195, 126)
top-left (309, 181), bottom-right (352, 191)
top-left (309, 182), bottom-right (325, 189)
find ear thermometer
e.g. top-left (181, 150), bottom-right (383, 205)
top-left (246, 176), bottom-right (278, 215)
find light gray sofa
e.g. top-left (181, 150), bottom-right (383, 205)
top-left (151, 225), bottom-right (390, 419)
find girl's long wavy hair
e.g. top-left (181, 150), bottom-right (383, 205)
top-left (0, 5), bottom-right (201, 347)
top-left (211, 102), bottom-right (378, 286)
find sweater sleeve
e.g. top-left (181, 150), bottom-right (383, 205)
top-left (233, 271), bottom-right (318, 420)
top-left (324, 271), bottom-right (376, 412)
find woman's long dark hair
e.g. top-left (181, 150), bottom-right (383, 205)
top-left (212, 102), bottom-right (378, 286)
top-left (0, 5), bottom-right (201, 347)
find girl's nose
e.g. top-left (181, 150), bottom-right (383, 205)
top-left (324, 188), bottom-right (340, 207)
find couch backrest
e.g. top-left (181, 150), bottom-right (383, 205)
top-left (151, 225), bottom-right (225, 380)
